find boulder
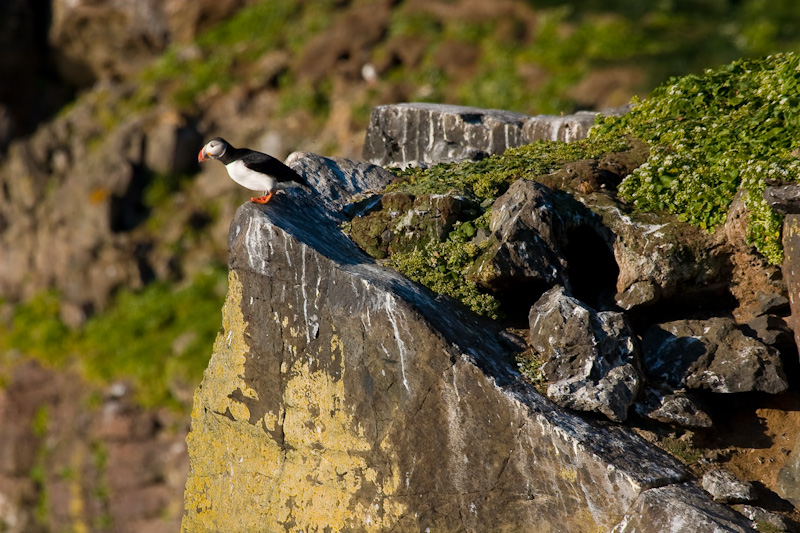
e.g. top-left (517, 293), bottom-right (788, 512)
top-left (737, 505), bottom-right (789, 532)
top-left (746, 314), bottom-right (794, 351)
top-left (782, 213), bottom-right (800, 361)
top-left (634, 387), bottom-right (713, 429)
top-left (362, 103), bottom-right (630, 168)
top-left (641, 317), bottom-right (788, 394)
top-left (764, 184), bottom-right (800, 214)
top-left (182, 155), bottom-right (749, 531)
top-left (468, 180), bottom-right (567, 295)
top-left (701, 469), bottom-right (755, 504)
top-left (528, 286), bottom-right (641, 422)
top-left (597, 206), bottom-right (728, 310)
top-left (523, 111), bottom-right (603, 144)
top-left (614, 482), bottom-right (754, 533)
top-left (362, 103), bottom-right (529, 168)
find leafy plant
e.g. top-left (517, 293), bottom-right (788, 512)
top-left (1, 291), bottom-right (71, 365)
top-left (593, 52), bottom-right (800, 263)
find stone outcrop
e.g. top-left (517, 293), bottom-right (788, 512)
top-left (0, 88), bottom-right (228, 319)
top-left (641, 317), bottom-right (788, 394)
top-left (528, 286), bottom-right (641, 422)
top-left (181, 155), bottom-right (753, 532)
top-left (634, 386), bottom-right (713, 429)
top-left (348, 193), bottom-right (475, 259)
top-left (781, 211), bottom-right (800, 360)
top-left (469, 180), bottom-right (568, 294)
top-left (701, 469), bottom-right (755, 504)
top-left (362, 103), bottom-right (628, 168)
top-left (614, 482), bottom-right (754, 533)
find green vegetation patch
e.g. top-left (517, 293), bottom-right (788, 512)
top-left (388, 134), bottom-right (630, 201)
top-left (0, 267), bottom-right (227, 410)
top-left (361, 135), bottom-right (630, 318)
top-left (388, 220), bottom-right (502, 320)
top-left (138, 0), bottom-right (332, 111)
top-left (592, 52), bottom-right (800, 264)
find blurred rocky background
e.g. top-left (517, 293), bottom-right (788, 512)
top-left (3, 0), bottom-right (800, 531)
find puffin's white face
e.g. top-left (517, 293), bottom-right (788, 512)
top-left (205, 139), bottom-right (227, 158)
top-left (199, 138), bottom-right (228, 162)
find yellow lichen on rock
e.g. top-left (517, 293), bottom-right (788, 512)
top-left (196, 270), bottom-right (258, 423)
top-left (182, 271), bottom-right (407, 532)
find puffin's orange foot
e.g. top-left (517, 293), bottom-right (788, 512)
top-left (250, 193), bottom-right (274, 204)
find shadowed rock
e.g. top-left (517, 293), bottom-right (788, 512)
top-left (528, 286), bottom-right (641, 422)
top-left (641, 317), bottom-right (788, 394)
top-left (469, 180), bottom-right (567, 296)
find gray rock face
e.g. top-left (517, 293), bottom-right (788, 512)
top-left (0, 95), bottom-right (215, 314)
top-left (701, 469), bottom-right (755, 504)
top-left (764, 184), bottom-right (800, 214)
top-left (781, 213), bottom-right (800, 360)
top-left (469, 180), bottom-right (567, 293)
top-left (615, 482), bottom-right (755, 533)
top-left (182, 154), bottom-right (749, 532)
top-left (286, 151), bottom-right (397, 213)
top-left (592, 208), bottom-right (728, 311)
top-left (523, 111), bottom-right (602, 144)
top-left (641, 317), bottom-right (788, 394)
top-left (363, 103), bottom-right (529, 168)
top-left (634, 387), bottom-right (713, 429)
top-left (362, 103), bottom-right (624, 168)
top-left (528, 286), bottom-right (641, 422)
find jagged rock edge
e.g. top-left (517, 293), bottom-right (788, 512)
top-left (234, 194), bottom-right (689, 491)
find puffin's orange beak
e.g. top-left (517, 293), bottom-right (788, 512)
top-left (198, 148), bottom-right (207, 162)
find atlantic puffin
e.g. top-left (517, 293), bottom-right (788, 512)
top-left (198, 137), bottom-right (310, 204)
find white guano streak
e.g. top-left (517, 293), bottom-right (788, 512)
top-left (384, 292), bottom-right (410, 391)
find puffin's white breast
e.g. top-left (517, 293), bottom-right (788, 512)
top-left (225, 160), bottom-right (277, 192)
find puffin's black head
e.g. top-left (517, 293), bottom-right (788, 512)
top-left (198, 137), bottom-right (230, 162)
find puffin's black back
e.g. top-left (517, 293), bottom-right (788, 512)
top-left (215, 139), bottom-right (308, 187)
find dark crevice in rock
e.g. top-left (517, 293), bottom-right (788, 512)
top-left (562, 224), bottom-right (620, 311)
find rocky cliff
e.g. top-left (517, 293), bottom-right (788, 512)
top-left (181, 151), bottom-right (756, 531)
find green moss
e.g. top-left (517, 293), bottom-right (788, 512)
top-left (1, 291), bottom-right (71, 366)
top-left (31, 405), bottom-right (50, 438)
top-left (660, 434), bottom-right (703, 465)
top-left (79, 267), bottom-right (227, 409)
top-left (388, 223), bottom-right (502, 320)
top-left (516, 350), bottom-right (547, 394)
top-left (592, 52), bottom-right (800, 263)
top-left (389, 134), bottom-right (629, 201)
top-left (139, 0), bottom-right (306, 110)
top-left (90, 441), bottom-right (113, 530)
top-left (363, 135), bottom-right (630, 319)
top-left (754, 521), bottom-right (785, 533)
